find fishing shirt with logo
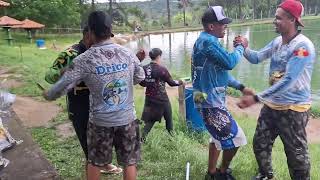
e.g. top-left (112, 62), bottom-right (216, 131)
top-left (139, 62), bottom-right (181, 103)
top-left (192, 32), bottom-right (245, 108)
top-left (47, 40), bottom-right (145, 127)
top-left (244, 33), bottom-right (316, 109)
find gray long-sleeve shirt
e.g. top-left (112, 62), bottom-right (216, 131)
top-left (47, 40), bottom-right (145, 127)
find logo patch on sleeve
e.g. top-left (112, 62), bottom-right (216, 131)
top-left (293, 48), bottom-right (309, 57)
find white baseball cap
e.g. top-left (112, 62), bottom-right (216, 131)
top-left (202, 6), bottom-right (232, 24)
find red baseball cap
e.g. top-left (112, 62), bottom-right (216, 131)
top-left (279, 0), bottom-right (304, 27)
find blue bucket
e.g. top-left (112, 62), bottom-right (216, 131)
top-left (185, 87), bottom-right (206, 132)
top-left (36, 39), bottom-right (45, 48)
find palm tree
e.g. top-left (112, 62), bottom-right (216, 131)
top-left (178, 0), bottom-right (191, 26)
top-left (238, 0), bottom-right (242, 20)
top-left (91, 0), bottom-right (95, 11)
top-left (253, 0), bottom-right (256, 19)
top-left (108, 0), bottom-right (113, 15)
top-left (166, 0), bottom-right (171, 27)
top-left (267, 0), bottom-right (271, 17)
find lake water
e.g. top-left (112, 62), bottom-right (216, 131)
top-left (126, 19), bottom-right (320, 103)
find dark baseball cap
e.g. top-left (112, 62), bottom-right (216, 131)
top-left (88, 11), bottom-right (114, 37)
top-left (202, 6), bottom-right (232, 25)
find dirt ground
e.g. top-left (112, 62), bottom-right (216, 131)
top-left (12, 96), bottom-right (61, 128)
top-left (0, 67), bottom-right (61, 128)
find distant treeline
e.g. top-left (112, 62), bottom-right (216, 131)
top-left (1, 0), bottom-right (319, 29)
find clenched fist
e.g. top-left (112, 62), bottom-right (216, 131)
top-left (136, 49), bottom-right (146, 62)
top-left (233, 35), bottom-right (248, 49)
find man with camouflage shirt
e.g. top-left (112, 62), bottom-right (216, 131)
top-left (43, 11), bottom-right (145, 180)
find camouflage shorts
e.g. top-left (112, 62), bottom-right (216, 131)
top-left (87, 120), bottom-right (141, 167)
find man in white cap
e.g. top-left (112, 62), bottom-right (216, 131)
top-left (192, 5), bottom-right (253, 180)
top-left (238, 0), bottom-right (315, 179)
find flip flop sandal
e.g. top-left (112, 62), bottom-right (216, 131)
top-left (100, 165), bottom-right (123, 175)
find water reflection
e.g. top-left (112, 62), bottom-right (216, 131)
top-left (126, 22), bottom-right (320, 102)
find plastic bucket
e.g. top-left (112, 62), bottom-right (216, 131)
top-left (35, 39), bottom-right (45, 48)
top-left (185, 87), bottom-right (206, 132)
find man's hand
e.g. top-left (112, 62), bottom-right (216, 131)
top-left (237, 95), bottom-right (257, 109)
top-left (136, 49), bottom-right (146, 62)
top-left (178, 79), bottom-right (185, 86)
top-left (233, 35), bottom-right (248, 49)
top-left (60, 67), bottom-right (67, 75)
top-left (241, 87), bottom-right (255, 96)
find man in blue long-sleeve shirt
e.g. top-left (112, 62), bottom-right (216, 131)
top-left (192, 6), bottom-right (253, 180)
top-left (238, 1), bottom-right (315, 179)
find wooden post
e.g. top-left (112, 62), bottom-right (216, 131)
top-left (178, 84), bottom-right (186, 122)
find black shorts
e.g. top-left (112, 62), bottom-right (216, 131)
top-left (141, 98), bottom-right (172, 123)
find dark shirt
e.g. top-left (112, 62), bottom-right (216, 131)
top-left (70, 41), bottom-right (87, 88)
top-left (140, 62), bottom-right (180, 102)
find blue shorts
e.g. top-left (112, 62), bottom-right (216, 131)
top-left (198, 107), bottom-right (247, 150)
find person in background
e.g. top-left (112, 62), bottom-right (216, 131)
top-left (43, 11), bottom-right (145, 180)
top-left (139, 48), bottom-right (183, 142)
top-left (238, 1), bottom-right (315, 179)
top-left (44, 26), bottom-right (123, 175)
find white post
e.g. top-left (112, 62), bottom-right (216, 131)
top-left (186, 162), bottom-right (190, 180)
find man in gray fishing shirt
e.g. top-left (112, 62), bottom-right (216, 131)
top-left (43, 11), bottom-right (145, 180)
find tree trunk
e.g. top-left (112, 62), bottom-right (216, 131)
top-left (91, 0), bottom-right (95, 11)
top-left (79, 0), bottom-right (85, 28)
top-left (108, 0), bottom-right (113, 15)
top-left (267, 0), bottom-right (271, 18)
top-left (166, 0), bottom-right (171, 27)
top-left (305, 0), bottom-right (308, 15)
top-left (253, 0), bottom-right (256, 19)
top-left (183, 7), bottom-right (186, 26)
top-left (238, 0), bottom-right (242, 20)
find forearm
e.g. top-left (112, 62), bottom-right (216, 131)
top-left (227, 74), bottom-right (244, 91)
top-left (218, 45), bottom-right (244, 70)
top-left (46, 77), bottom-right (74, 100)
top-left (244, 48), bottom-right (260, 64)
top-left (167, 79), bottom-right (181, 87)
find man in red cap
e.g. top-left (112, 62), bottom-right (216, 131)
top-left (238, 0), bottom-right (315, 179)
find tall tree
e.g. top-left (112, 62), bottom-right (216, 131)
top-left (166, 0), bottom-right (171, 27)
top-left (108, 0), bottom-right (113, 15)
top-left (305, 0), bottom-right (308, 15)
top-left (178, 0), bottom-right (192, 26)
top-left (238, 0), bottom-right (242, 20)
top-left (91, 0), bottom-right (95, 11)
top-left (79, 0), bottom-right (86, 28)
top-left (267, 0), bottom-right (271, 17)
top-left (253, 0), bottom-right (256, 19)
top-left (7, 0), bottom-right (80, 27)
